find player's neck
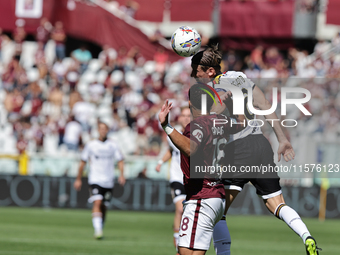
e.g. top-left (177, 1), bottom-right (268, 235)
top-left (99, 137), bottom-right (107, 142)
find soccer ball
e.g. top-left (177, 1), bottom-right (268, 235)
top-left (171, 26), bottom-right (202, 57)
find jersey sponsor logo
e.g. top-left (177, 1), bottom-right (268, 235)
top-left (192, 129), bottom-right (203, 142)
top-left (207, 181), bottom-right (218, 187)
top-left (179, 234), bottom-right (187, 237)
top-left (230, 75), bottom-right (246, 87)
top-left (211, 126), bottom-right (224, 135)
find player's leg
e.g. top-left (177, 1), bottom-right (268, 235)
top-left (178, 247), bottom-right (206, 255)
top-left (100, 202), bottom-right (107, 227)
top-left (101, 187), bottom-right (113, 228)
top-left (256, 133), bottom-right (321, 254)
top-left (88, 185), bottom-right (108, 239)
top-left (212, 189), bottom-right (239, 255)
top-left (254, 178), bottom-right (321, 255)
top-left (174, 198), bottom-right (184, 252)
top-left (212, 181), bottom-right (243, 255)
top-left (171, 182), bottom-right (186, 253)
top-left (265, 192), bottom-right (321, 255)
top-left (92, 199), bottom-right (104, 239)
top-left (179, 198), bottom-right (224, 255)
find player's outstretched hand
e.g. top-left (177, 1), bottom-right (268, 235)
top-left (158, 100), bottom-right (173, 127)
top-left (118, 175), bottom-right (126, 186)
top-left (73, 179), bottom-right (82, 191)
top-left (278, 140), bottom-right (295, 162)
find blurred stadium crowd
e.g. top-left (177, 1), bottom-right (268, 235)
top-left (0, 14), bottom-right (339, 159)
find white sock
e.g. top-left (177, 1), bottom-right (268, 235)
top-left (213, 218), bottom-right (231, 255)
top-left (275, 204), bottom-right (310, 243)
top-left (92, 212), bottom-right (103, 232)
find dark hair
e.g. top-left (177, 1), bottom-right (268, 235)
top-left (191, 44), bottom-right (222, 72)
top-left (189, 83), bottom-right (214, 111)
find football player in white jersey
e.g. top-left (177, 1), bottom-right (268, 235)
top-left (156, 107), bottom-right (191, 254)
top-left (74, 122), bottom-right (125, 239)
top-left (190, 45), bottom-right (321, 255)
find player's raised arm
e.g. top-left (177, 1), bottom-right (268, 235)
top-left (252, 85), bottom-right (295, 162)
top-left (158, 100), bottom-right (198, 157)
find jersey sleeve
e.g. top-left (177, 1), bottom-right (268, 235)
top-left (190, 121), bottom-right (206, 147)
top-left (81, 143), bottom-right (90, 162)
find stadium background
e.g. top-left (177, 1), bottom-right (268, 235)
top-left (0, 0), bottom-right (339, 254)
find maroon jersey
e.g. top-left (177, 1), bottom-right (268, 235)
top-left (180, 114), bottom-right (244, 200)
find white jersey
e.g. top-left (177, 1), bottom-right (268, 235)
top-left (212, 71), bottom-right (262, 143)
top-left (81, 139), bottom-right (124, 188)
top-left (167, 136), bottom-right (183, 184)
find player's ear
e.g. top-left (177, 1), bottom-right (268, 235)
top-left (208, 67), bottom-right (216, 77)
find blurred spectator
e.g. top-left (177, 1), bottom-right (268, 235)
top-left (66, 64), bottom-right (80, 91)
top-left (223, 49), bottom-right (242, 71)
top-left (264, 47), bottom-right (283, 68)
top-left (36, 17), bottom-right (52, 49)
top-left (12, 23), bottom-right (26, 59)
top-left (63, 115), bottom-right (82, 151)
top-left (34, 42), bottom-right (48, 79)
top-left (296, 0), bottom-right (319, 13)
top-left (149, 26), bottom-right (164, 43)
top-left (52, 58), bottom-right (67, 83)
top-left (71, 96), bottom-right (95, 132)
top-left (250, 45), bottom-right (264, 70)
top-left (154, 47), bottom-right (168, 74)
top-left (51, 21), bottom-right (66, 60)
top-left (71, 45), bottom-right (92, 74)
top-left (314, 40), bottom-right (331, 57)
top-left (120, 0), bottom-right (139, 18)
top-left (98, 45), bottom-right (117, 72)
top-left (89, 80), bottom-right (105, 104)
top-left (115, 46), bottom-right (128, 71)
top-left (0, 28), bottom-right (10, 62)
top-left (4, 88), bottom-right (25, 122)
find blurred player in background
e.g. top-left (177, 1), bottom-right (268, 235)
top-left (74, 122), bottom-right (125, 239)
top-left (158, 84), bottom-right (245, 255)
top-left (190, 45), bottom-right (321, 255)
top-left (155, 106), bottom-right (191, 254)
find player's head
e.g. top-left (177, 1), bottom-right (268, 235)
top-left (178, 106), bottom-right (191, 128)
top-left (191, 44), bottom-right (222, 79)
top-left (98, 122), bottom-right (109, 140)
top-left (188, 84), bottom-right (214, 116)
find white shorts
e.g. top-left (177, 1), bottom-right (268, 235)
top-left (178, 198), bottom-right (225, 251)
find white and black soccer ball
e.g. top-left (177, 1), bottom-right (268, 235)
top-left (171, 26), bottom-right (202, 57)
